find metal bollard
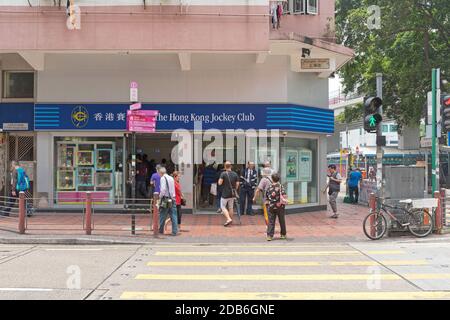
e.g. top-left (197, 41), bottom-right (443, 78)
top-left (434, 190), bottom-right (443, 233)
top-left (131, 214), bottom-right (136, 235)
top-left (18, 192), bottom-right (26, 234)
top-left (153, 193), bottom-right (159, 238)
top-left (85, 192), bottom-right (92, 235)
top-left (369, 192), bottom-right (376, 237)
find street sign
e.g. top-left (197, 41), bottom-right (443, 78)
top-left (130, 81), bottom-right (138, 102)
top-left (421, 137), bottom-right (432, 148)
top-left (130, 102), bottom-right (142, 111)
top-left (127, 110), bottom-right (159, 133)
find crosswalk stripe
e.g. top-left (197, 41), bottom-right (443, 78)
top-left (120, 291), bottom-right (450, 300)
top-left (146, 260), bottom-right (428, 267)
top-left (135, 274), bottom-right (403, 281)
top-left (154, 250), bottom-right (404, 256)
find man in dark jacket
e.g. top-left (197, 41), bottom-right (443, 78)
top-left (239, 161), bottom-right (258, 215)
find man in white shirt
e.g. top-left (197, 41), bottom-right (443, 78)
top-left (158, 167), bottom-right (178, 235)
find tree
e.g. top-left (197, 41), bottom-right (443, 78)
top-left (336, 103), bottom-right (364, 124)
top-left (336, 0), bottom-right (450, 131)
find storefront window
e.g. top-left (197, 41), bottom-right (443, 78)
top-left (54, 137), bottom-right (124, 205)
top-left (280, 137), bottom-right (318, 205)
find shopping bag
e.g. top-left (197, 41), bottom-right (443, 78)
top-left (210, 183), bottom-right (217, 196)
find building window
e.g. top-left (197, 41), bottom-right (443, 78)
top-left (2, 71), bottom-right (34, 99)
top-left (307, 0), bottom-right (318, 14)
top-left (390, 124), bottom-right (398, 132)
top-left (280, 137), bottom-right (318, 205)
top-left (382, 124), bottom-right (389, 133)
top-left (293, 0), bottom-right (305, 14)
top-left (290, 0), bottom-right (318, 14)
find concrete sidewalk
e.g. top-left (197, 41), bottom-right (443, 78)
top-left (0, 200), bottom-right (445, 244)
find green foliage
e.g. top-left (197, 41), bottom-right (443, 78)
top-left (336, 0), bottom-right (450, 130)
top-left (336, 103), bottom-right (364, 124)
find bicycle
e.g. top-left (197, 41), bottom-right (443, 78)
top-left (363, 197), bottom-right (433, 240)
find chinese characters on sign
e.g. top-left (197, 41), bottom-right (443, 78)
top-left (93, 112), bottom-right (127, 122)
top-left (301, 58), bottom-right (330, 70)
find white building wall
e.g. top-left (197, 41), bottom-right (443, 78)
top-left (36, 53), bottom-right (328, 107)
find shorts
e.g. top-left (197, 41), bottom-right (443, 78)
top-left (220, 198), bottom-right (234, 210)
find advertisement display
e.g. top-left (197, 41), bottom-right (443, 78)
top-left (286, 150), bottom-right (298, 181)
top-left (298, 149), bottom-right (312, 182)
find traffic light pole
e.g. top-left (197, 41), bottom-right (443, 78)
top-left (376, 73), bottom-right (384, 198)
top-left (431, 68), bottom-right (440, 194)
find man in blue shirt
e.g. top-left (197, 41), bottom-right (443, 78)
top-left (150, 165), bottom-right (162, 196)
top-left (348, 168), bottom-right (362, 204)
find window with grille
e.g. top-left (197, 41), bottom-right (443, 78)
top-left (2, 71), bottom-right (34, 99)
top-left (290, 0), bottom-right (318, 15)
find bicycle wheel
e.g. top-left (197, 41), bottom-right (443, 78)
top-left (363, 211), bottom-right (387, 240)
top-left (408, 208), bottom-right (433, 238)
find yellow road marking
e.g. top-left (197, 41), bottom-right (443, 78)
top-left (135, 274), bottom-right (402, 281)
top-left (154, 250), bottom-right (404, 256)
top-left (121, 291), bottom-right (450, 300)
top-left (146, 260), bottom-right (428, 267)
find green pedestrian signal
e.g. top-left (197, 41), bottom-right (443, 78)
top-left (363, 96), bottom-right (383, 133)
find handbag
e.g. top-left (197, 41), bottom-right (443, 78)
top-left (210, 183), bottom-right (217, 196)
top-left (159, 176), bottom-right (174, 209)
top-left (181, 198), bottom-right (187, 206)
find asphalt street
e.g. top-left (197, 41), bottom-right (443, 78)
top-left (2, 239), bottom-right (450, 300)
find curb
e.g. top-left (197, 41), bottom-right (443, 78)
top-left (0, 237), bottom-right (154, 245)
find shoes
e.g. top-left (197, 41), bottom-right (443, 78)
top-left (224, 220), bottom-right (232, 227)
top-left (280, 235), bottom-right (287, 240)
top-left (266, 236), bottom-right (273, 241)
top-left (216, 209), bottom-right (222, 213)
top-left (330, 214), bottom-right (339, 219)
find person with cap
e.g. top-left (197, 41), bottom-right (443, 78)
top-left (253, 167), bottom-right (274, 224)
top-left (322, 164), bottom-right (342, 218)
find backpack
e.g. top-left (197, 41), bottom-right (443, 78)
top-left (16, 167), bottom-right (30, 192)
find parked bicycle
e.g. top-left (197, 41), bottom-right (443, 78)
top-left (363, 197), bottom-right (433, 240)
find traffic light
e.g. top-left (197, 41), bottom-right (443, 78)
top-left (363, 96), bottom-right (383, 133)
top-left (442, 93), bottom-right (450, 133)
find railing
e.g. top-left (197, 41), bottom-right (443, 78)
top-left (0, 192), bottom-right (161, 237)
top-left (329, 90), bottom-right (363, 106)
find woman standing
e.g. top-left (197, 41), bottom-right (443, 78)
top-left (265, 173), bottom-right (287, 241)
top-left (173, 171), bottom-right (184, 231)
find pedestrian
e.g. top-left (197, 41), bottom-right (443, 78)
top-left (348, 168), bottom-right (362, 204)
top-left (239, 161), bottom-right (258, 215)
top-left (322, 164), bottom-right (342, 218)
top-left (150, 164), bottom-right (162, 197)
top-left (1, 161), bottom-right (29, 216)
top-left (218, 161), bottom-right (239, 227)
top-left (172, 171), bottom-right (185, 231)
top-left (135, 154), bottom-right (148, 198)
top-left (276, 2), bottom-right (283, 29)
top-left (265, 173), bottom-right (287, 241)
top-left (253, 167), bottom-right (274, 224)
top-left (158, 167), bottom-right (178, 236)
top-left (215, 164), bottom-right (225, 213)
top-left (270, 3), bottom-right (278, 29)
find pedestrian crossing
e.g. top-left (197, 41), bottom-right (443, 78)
top-left (118, 245), bottom-right (450, 300)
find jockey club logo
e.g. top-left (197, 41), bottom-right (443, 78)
top-left (71, 106), bottom-right (89, 128)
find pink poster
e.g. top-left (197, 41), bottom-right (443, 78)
top-left (127, 110), bottom-right (159, 133)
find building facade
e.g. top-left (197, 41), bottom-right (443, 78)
top-left (0, 0), bottom-right (353, 213)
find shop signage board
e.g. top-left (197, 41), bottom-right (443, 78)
top-left (33, 103), bottom-right (334, 133)
top-left (130, 102), bottom-right (142, 111)
top-left (301, 58), bottom-right (330, 70)
top-left (3, 123), bottom-right (29, 131)
top-left (127, 110), bottom-right (158, 133)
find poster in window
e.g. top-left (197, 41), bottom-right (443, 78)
top-left (57, 170), bottom-right (75, 190)
top-left (78, 168), bottom-right (94, 187)
top-left (77, 151), bottom-right (93, 166)
top-left (96, 149), bottom-right (112, 171)
top-left (298, 149), bottom-right (312, 182)
top-left (286, 150), bottom-right (298, 181)
top-left (58, 145), bottom-right (75, 168)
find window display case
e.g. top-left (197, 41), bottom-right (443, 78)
top-left (57, 170), bottom-right (75, 190)
top-left (77, 151), bottom-right (93, 166)
top-left (58, 145), bottom-right (75, 168)
top-left (96, 172), bottom-right (113, 189)
top-left (77, 167), bottom-right (94, 187)
top-left (96, 149), bottom-right (112, 171)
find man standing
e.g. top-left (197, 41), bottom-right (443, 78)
top-left (239, 161), bottom-right (258, 215)
top-left (218, 161), bottom-right (239, 227)
top-left (253, 167), bottom-right (273, 224)
top-left (323, 164), bottom-right (342, 218)
top-left (158, 167), bottom-right (178, 236)
top-left (150, 165), bottom-right (162, 196)
top-left (2, 161), bottom-right (27, 216)
top-left (348, 168), bottom-right (362, 204)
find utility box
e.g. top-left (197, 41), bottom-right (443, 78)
top-left (384, 166), bottom-right (425, 199)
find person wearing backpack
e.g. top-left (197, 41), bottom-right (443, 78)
top-left (253, 167), bottom-right (273, 225)
top-left (158, 167), bottom-right (178, 236)
top-left (2, 161), bottom-right (30, 216)
top-left (265, 173), bottom-right (287, 241)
